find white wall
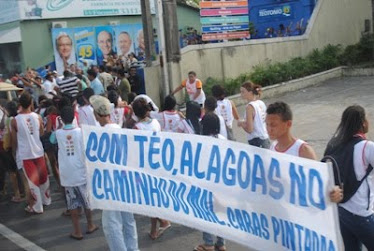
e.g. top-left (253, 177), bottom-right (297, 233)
top-left (145, 0), bottom-right (372, 106)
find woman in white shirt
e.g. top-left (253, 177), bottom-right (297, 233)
top-left (324, 105), bottom-right (374, 250)
top-left (238, 81), bottom-right (270, 148)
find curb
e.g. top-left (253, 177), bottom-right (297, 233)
top-left (229, 66), bottom-right (345, 106)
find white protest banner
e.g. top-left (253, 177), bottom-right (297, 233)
top-left (82, 125), bottom-right (343, 250)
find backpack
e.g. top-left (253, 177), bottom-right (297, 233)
top-left (322, 137), bottom-right (373, 204)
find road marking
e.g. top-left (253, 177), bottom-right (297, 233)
top-left (0, 223), bottom-right (46, 251)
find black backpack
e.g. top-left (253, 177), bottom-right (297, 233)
top-left (322, 137), bottom-right (373, 204)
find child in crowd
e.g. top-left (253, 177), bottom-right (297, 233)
top-left (194, 112), bottom-right (226, 251)
top-left (211, 84), bottom-right (239, 141)
top-left (204, 96), bottom-right (227, 139)
top-left (108, 90), bottom-right (131, 128)
top-left (132, 98), bottom-right (171, 240)
top-left (51, 106), bottom-right (98, 240)
top-left (238, 81), bottom-right (270, 148)
top-left (177, 100), bottom-right (202, 134)
top-left (151, 95), bottom-right (183, 132)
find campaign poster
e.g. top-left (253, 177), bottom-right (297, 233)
top-left (132, 23), bottom-right (145, 59)
top-left (52, 28), bottom-right (77, 75)
top-left (114, 24), bottom-right (136, 60)
top-left (95, 26), bottom-right (117, 66)
top-left (74, 27), bottom-right (97, 70)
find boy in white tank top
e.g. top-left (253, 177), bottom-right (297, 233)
top-left (265, 101), bottom-right (343, 203)
top-left (90, 95), bottom-right (139, 250)
top-left (11, 92), bottom-right (51, 214)
top-left (51, 106), bottom-right (98, 240)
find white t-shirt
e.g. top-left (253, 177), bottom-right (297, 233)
top-left (244, 100), bottom-right (269, 141)
top-left (177, 119), bottom-right (195, 134)
top-left (151, 111), bottom-right (182, 132)
top-left (184, 78), bottom-right (206, 105)
top-left (340, 140), bottom-right (374, 217)
top-left (15, 113), bottom-right (44, 160)
top-left (217, 113), bottom-right (227, 139)
top-left (43, 80), bottom-right (57, 99)
top-left (110, 106), bottom-right (126, 127)
top-left (134, 119), bottom-right (161, 132)
top-left (78, 105), bottom-right (98, 127)
top-left (56, 127), bottom-right (86, 187)
top-left (216, 98), bottom-right (234, 129)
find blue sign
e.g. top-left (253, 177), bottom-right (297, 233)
top-left (202, 24), bottom-right (249, 33)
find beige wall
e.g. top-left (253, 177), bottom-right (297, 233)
top-left (145, 0), bottom-right (372, 106)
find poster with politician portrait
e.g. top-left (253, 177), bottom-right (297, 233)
top-left (95, 26), bottom-right (117, 66)
top-left (74, 27), bottom-right (97, 70)
top-left (114, 24), bottom-right (136, 60)
top-left (52, 28), bottom-right (77, 74)
top-left (132, 23), bottom-right (145, 59)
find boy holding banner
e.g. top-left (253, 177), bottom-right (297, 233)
top-left (265, 101), bottom-right (343, 203)
top-left (90, 95), bottom-right (139, 251)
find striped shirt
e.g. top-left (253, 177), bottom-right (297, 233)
top-left (57, 76), bottom-right (79, 97)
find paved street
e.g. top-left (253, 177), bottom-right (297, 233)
top-left (1, 76), bottom-right (373, 251)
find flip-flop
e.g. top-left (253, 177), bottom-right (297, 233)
top-left (157, 224), bottom-right (171, 238)
top-left (193, 244), bottom-right (215, 251)
top-left (24, 206), bottom-right (42, 214)
top-left (86, 226), bottom-right (99, 234)
top-left (69, 233), bottom-right (83, 240)
top-left (148, 232), bottom-right (158, 240)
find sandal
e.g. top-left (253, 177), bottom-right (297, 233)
top-left (69, 233), bottom-right (83, 240)
top-left (24, 205), bottom-right (42, 214)
top-left (193, 244), bottom-right (215, 251)
top-left (86, 225), bottom-right (99, 234)
top-left (157, 224), bottom-right (171, 238)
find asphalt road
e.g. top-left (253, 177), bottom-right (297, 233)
top-left (1, 76), bottom-right (373, 251)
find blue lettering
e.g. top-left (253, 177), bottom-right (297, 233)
top-left (268, 158), bottom-right (284, 200)
top-left (234, 209), bottom-right (247, 232)
top-left (295, 224), bottom-right (304, 251)
top-left (98, 133), bottom-right (110, 162)
top-left (148, 175), bottom-right (160, 207)
top-left (237, 151), bottom-right (250, 189)
top-left (92, 169), bottom-right (104, 199)
top-left (260, 214), bottom-right (270, 240)
top-left (312, 231), bottom-right (319, 251)
top-left (252, 212), bottom-right (262, 237)
top-left (207, 145), bottom-right (221, 183)
top-left (187, 186), bottom-right (205, 219)
top-left (222, 148), bottom-right (236, 186)
top-left (149, 135), bottom-right (160, 169)
top-left (289, 163), bottom-right (308, 207)
top-left (272, 216), bottom-right (280, 243)
top-left (251, 155), bottom-right (267, 194)
top-left (285, 221), bottom-right (295, 250)
top-left (86, 132), bottom-right (98, 162)
top-left (227, 207), bottom-right (239, 229)
top-left (168, 180), bottom-right (180, 212)
top-left (134, 135), bottom-right (147, 168)
top-left (109, 134), bottom-right (128, 166)
top-left (180, 141), bottom-right (193, 176)
top-left (135, 172), bottom-right (149, 205)
top-left (103, 169), bottom-right (115, 200)
top-left (162, 139), bottom-right (174, 171)
top-left (194, 143), bottom-right (205, 179)
top-left (242, 210), bottom-right (252, 233)
top-left (305, 228), bottom-right (311, 251)
top-left (177, 182), bottom-right (189, 214)
top-left (309, 169), bottom-right (326, 210)
top-left (113, 170), bottom-right (126, 202)
top-left (158, 178), bottom-right (170, 208)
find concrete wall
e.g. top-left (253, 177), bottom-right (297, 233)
top-left (145, 0), bottom-right (372, 106)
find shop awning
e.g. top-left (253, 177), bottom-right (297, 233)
top-left (0, 27), bottom-right (21, 44)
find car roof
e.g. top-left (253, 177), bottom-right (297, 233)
top-left (0, 82), bottom-right (23, 91)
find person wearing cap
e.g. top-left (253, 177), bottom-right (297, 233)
top-left (89, 95), bottom-right (139, 251)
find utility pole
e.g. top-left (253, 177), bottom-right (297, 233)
top-left (140, 0), bottom-right (156, 67)
top-left (163, 0), bottom-right (181, 64)
top-left (162, 0), bottom-right (181, 96)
